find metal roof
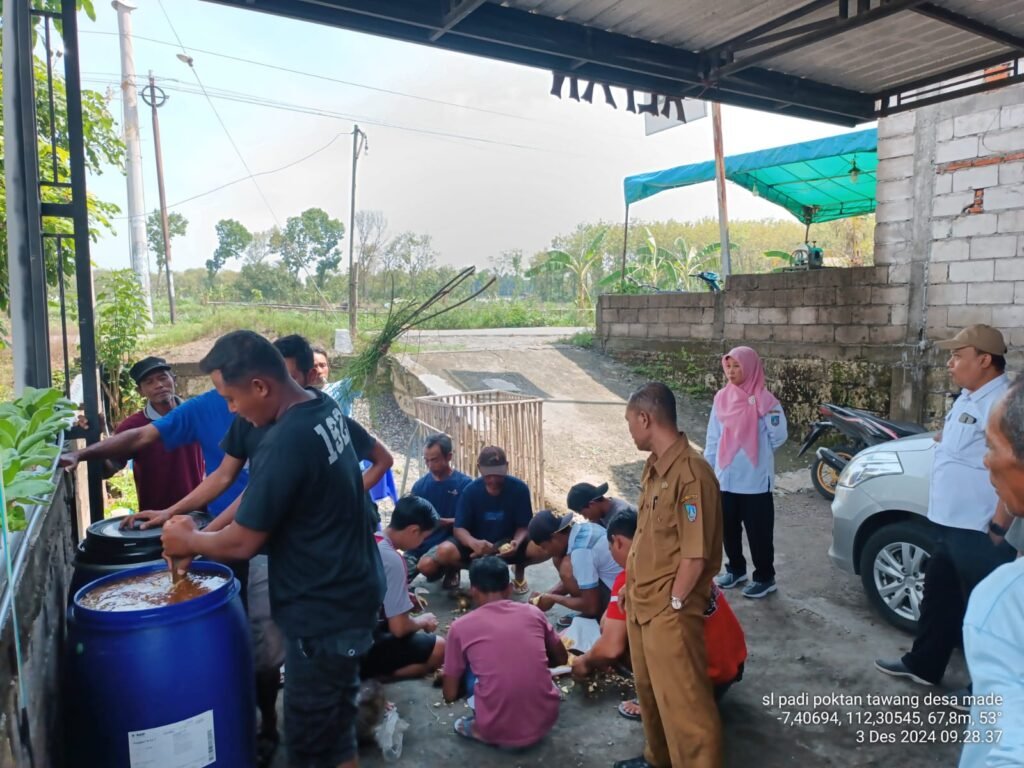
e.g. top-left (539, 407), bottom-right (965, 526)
top-left (206, 0), bottom-right (1024, 125)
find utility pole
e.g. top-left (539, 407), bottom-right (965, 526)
top-left (142, 72), bottom-right (176, 323)
top-left (348, 125), bottom-right (368, 340)
top-left (112, 0), bottom-right (152, 320)
top-left (711, 102), bottom-right (732, 280)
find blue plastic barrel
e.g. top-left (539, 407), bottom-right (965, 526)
top-left (67, 561), bottom-right (255, 767)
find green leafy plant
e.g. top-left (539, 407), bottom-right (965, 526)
top-left (526, 228), bottom-right (607, 309)
top-left (601, 230), bottom-right (721, 292)
top-left (0, 387), bottom-right (76, 530)
top-left (96, 270), bottom-right (147, 425)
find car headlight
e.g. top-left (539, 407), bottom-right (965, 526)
top-left (838, 451), bottom-right (903, 489)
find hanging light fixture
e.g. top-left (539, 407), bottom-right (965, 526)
top-left (849, 160), bottom-right (861, 184)
top-left (751, 184), bottom-right (759, 198)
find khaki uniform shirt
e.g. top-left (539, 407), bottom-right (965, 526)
top-left (626, 435), bottom-right (724, 625)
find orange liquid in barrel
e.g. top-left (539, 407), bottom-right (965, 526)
top-left (80, 571), bottom-right (228, 612)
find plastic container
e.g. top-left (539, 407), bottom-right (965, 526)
top-left (66, 561), bottom-right (255, 767)
top-left (70, 512), bottom-right (211, 597)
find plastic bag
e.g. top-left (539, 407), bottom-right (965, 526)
top-left (374, 703), bottom-right (409, 762)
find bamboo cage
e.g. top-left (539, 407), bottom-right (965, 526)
top-left (414, 390), bottom-right (545, 511)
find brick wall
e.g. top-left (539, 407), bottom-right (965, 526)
top-left (599, 82), bottom-right (1024, 428)
top-left (598, 267), bottom-right (912, 427)
top-left (876, 82), bottom-right (1024, 419)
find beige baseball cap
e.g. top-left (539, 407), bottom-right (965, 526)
top-left (936, 324), bottom-right (1007, 355)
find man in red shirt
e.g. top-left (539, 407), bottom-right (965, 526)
top-left (572, 508), bottom-right (747, 717)
top-left (105, 357), bottom-right (204, 512)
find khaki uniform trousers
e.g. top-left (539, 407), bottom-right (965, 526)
top-left (627, 602), bottom-right (723, 768)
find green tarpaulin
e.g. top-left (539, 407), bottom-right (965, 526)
top-left (623, 128), bottom-right (877, 224)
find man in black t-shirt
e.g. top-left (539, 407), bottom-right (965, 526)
top-left (163, 330), bottom-right (385, 768)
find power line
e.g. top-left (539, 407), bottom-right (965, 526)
top-left (104, 130), bottom-right (349, 219)
top-left (82, 74), bottom-right (584, 155)
top-left (155, 0), bottom-right (340, 314)
top-left (156, 0), bottom-right (279, 226)
top-left (79, 29), bottom-right (611, 130)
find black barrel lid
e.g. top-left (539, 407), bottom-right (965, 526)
top-left (80, 511), bottom-right (212, 560)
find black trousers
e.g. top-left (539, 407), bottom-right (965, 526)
top-left (722, 491), bottom-right (775, 583)
top-left (902, 525), bottom-right (1015, 685)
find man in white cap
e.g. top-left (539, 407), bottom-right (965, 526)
top-left (876, 325), bottom-right (1016, 694)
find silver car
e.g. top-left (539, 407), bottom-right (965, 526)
top-left (829, 433), bottom-right (938, 633)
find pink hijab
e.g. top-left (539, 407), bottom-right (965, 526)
top-left (713, 346), bottom-right (780, 469)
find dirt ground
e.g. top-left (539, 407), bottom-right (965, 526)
top-left (264, 331), bottom-right (968, 768)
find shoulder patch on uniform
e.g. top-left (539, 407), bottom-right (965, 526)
top-left (684, 502), bottom-right (698, 522)
top-left (771, 414), bottom-right (780, 427)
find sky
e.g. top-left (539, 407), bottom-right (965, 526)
top-left (75, 0), bottom-right (875, 274)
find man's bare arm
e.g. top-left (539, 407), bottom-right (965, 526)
top-left (362, 441), bottom-right (393, 492)
top-left (60, 423), bottom-right (161, 468)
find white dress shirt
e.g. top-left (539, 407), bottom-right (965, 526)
top-left (928, 374), bottom-right (1009, 533)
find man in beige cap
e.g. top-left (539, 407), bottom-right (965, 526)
top-left (876, 324), bottom-right (1016, 699)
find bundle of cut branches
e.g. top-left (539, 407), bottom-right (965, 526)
top-left (343, 267), bottom-right (495, 390)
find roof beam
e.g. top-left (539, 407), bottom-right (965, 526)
top-left (704, 0), bottom-right (835, 60)
top-left (430, 0), bottom-right (487, 42)
top-left (204, 0), bottom-right (873, 123)
top-left (713, 0), bottom-right (928, 79)
top-left (911, 3), bottom-right (1024, 52)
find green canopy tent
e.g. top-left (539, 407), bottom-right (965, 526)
top-left (623, 127), bottom-right (877, 226)
top-left (620, 128), bottom-right (877, 276)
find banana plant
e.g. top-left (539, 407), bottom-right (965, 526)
top-left (0, 387), bottom-right (76, 530)
top-left (601, 230), bottom-right (722, 292)
top-left (526, 228), bottom-right (608, 309)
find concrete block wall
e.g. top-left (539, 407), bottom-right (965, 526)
top-left (600, 82), bottom-right (1024, 429)
top-left (876, 82), bottom-right (1024, 419)
top-left (598, 267), bottom-right (909, 427)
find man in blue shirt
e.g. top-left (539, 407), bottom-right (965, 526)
top-left (406, 433), bottom-right (472, 588)
top-left (959, 381), bottom-right (1024, 768)
top-left (427, 445), bottom-right (549, 593)
top-left (876, 324), bottom-right (1016, 689)
top-left (60, 386), bottom-right (245, 515)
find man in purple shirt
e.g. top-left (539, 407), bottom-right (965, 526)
top-left (442, 556), bottom-right (567, 749)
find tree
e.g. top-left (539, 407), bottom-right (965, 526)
top-left (491, 249), bottom-right (525, 298)
top-left (272, 207), bottom-right (346, 289)
top-left (379, 232), bottom-right (438, 298)
top-left (236, 261), bottom-right (300, 303)
top-left (207, 219), bottom-right (252, 283)
top-left (145, 210), bottom-right (188, 278)
top-left (526, 228), bottom-right (607, 308)
top-left (354, 210), bottom-right (387, 300)
top-left (95, 269), bottom-right (147, 425)
top-left (0, 5), bottom-right (124, 312)
top-left (244, 229), bottom-right (274, 266)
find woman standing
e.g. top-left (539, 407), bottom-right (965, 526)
top-left (704, 346), bottom-right (788, 599)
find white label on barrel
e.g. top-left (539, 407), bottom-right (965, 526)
top-left (127, 710), bottom-right (216, 768)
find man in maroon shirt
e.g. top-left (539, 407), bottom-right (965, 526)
top-left (105, 357), bottom-right (204, 511)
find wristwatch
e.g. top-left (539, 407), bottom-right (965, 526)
top-left (989, 521), bottom-right (1009, 537)
top-left (671, 596), bottom-right (685, 610)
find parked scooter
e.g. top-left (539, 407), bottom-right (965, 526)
top-left (799, 403), bottom-right (927, 500)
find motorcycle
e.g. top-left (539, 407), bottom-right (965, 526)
top-left (799, 403), bottom-right (927, 500)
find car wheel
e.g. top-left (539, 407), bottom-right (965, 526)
top-left (809, 445), bottom-right (856, 501)
top-left (858, 522), bottom-right (936, 633)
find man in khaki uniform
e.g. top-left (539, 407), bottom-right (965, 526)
top-left (615, 382), bottom-right (724, 768)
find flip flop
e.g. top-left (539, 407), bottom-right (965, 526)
top-left (617, 699), bottom-right (642, 721)
top-left (454, 716), bottom-right (481, 741)
top-left (512, 578), bottom-right (530, 595)
top-left (442, 570), bottom-right (461, 590)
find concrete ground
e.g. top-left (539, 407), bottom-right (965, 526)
top-left (272, 330), bottom-right (967, 768)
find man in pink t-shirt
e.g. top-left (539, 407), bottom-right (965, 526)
top-left (443, 556), bottom-right (568, 749)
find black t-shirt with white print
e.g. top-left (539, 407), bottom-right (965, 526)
top-left (235, 390), bottom-right (385, 638)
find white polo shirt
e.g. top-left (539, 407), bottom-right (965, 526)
top-left (928, 374), bottom-right (1009, 533)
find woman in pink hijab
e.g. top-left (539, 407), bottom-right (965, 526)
top-left (703, 346), bottom-right (788, 600)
